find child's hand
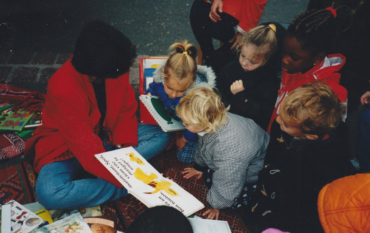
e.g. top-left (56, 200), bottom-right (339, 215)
top-left (230, 80), bottom-right (245, 95)
top-left (176, 136), bottom-right (187, 151)
top-left (146, 92), bottom-right (152, 97)
top-left (203, 208), bottom-right (220, 220)
top-left (209, 0), bottom-right (223, 22)
top-left (182, 167), bottom-right (203, 179)
top-left (361, 91), bottom-right (370, 105)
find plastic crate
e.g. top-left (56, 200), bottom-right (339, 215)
top-left (139, 57), bottom-right (167, 125)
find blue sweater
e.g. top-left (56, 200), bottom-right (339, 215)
top-left (146, 82), bottom-right (197, 142)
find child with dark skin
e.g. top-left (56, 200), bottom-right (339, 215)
top-left (268, 7), bottom-right (350, 132)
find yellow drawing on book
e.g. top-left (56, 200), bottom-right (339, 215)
top-left (144, 180), bottom-right (179, 197)
top-left (134, 168), bottom-right (158, 184)
top-left (127, 152), bottom-right (145, 165)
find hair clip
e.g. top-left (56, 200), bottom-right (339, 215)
top-left (326, 7), bottom-right (337, 18)
top-left (268, 24), bottom-right (276, 33)
top-left (183, 51), bottom-right (188, 55)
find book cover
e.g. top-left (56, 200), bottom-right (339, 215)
top-left (48, 206), bottom-right (102, 222)
top-left (0, 108), bottom-right (34, 132)
top-left (7, 200), bottom-right (44, 233)
top-left (31, 213), bottom-right (92, 233)
top-left (95, 147), bottom-right (204, 216)
top-left (139, 95), bottom-right (185, 132)
top-left (84, 217), bottom-right (116, 233)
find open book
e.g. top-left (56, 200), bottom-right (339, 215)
top-left (95, 147), bottom-right (204, 216)
top-left (139, 95), bottom-right (185, 132)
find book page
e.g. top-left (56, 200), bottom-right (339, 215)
top-left (130, 177), bottom-right (204, 217)
top-left (188, 219), bottom-right (232, 233)
top-left (95, 147), bottom-right (162, 191)
top-left (139, 95), bottom-right (185, 132)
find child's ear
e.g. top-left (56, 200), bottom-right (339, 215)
top-left (313, 52), bottom-right (326, 66)
top-left (305, 134), bottom-right (319, 140)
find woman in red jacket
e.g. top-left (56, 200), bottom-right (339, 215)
top-left (25, 21), bottom-right (170, 209)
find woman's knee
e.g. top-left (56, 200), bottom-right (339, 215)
top-left (36, 179), bottom-right (71, 209)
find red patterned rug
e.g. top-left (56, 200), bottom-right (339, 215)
top-left (0, 151), bottom-right (252, 233)
top-left (114, 148), bottom-right (253, 233)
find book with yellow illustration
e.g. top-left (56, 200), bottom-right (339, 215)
top-left (95, 147), bottom-right (204, 216)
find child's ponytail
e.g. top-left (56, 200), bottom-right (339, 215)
top-left (164, 41), bottom-right (197, 84)
top-left (287, 7), bottom-right (353, 55)
top-left (237, 24), bottom-right (278, 64)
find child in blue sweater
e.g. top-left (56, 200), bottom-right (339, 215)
top-left (146, 41), bottom-right (216, 163)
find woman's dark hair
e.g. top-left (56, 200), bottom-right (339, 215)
top-left (72, 20), bottom-right (137, 79)
top-left (287, 7), bottom-right (352, 55)
top-left (126, 206), bottom-right (193, 233)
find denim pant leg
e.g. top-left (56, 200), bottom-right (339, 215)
top-left (134, 123), bottom-right (171, 160)
top-left (36, 158), bottom-right (127, 210)
top-left (357, 107), bottom-right (370, 172)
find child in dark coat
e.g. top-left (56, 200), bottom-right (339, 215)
top-left (234, 82), bottom-right (356, 233)
top-left (216, 23), bottom-right (285, 130)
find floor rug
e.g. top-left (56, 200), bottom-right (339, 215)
top-left (114, 148), bottom-right (253, 233)
top-left (0, 161), bottom-right (37, 204)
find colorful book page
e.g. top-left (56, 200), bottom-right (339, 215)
top-left (0, 109), bottom-right (34, 132)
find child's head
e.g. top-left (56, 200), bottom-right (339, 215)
top-left (282, 7), bottom-right (349, 74)
top-left (126, 206), bottom-right (193, 233)
top-left (72, 20), bottom-right (136, 79)
top-left (176, 86), bottom-right (229, 134)
top-left (276, 82), bottom-right (344, 139)
top-left (163, 40), bottom-right (197, 98)
top-left (237, 24), bottom-right (278, 72)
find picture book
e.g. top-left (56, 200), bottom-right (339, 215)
top-left (188, 218), bottom-right (232, 233)
top-left (139, 95), bottom-right (185, 132)
top-left (23, 202), bottom-right (53, 225)
top-left (144, 68), bottom-right (155, 90)
top-left (7, 200), bottom-right (44, 233)
top-left (24, 111), bottom-right (42, 129)
top-left (31, 213), bottom-right (92, 233)
top-left (84, 217), bottom-right (116, 233)
top-left (0, 108), bottom-right (34, 132)
top-left (95, 147), bottom-right (204, 216)
top-left (48, 206), bottom-right (102, 222)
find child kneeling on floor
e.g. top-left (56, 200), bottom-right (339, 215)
top-left (179, 86), bottom-right (269, 220)
top-left (235, 82), bottom-right (356, 233)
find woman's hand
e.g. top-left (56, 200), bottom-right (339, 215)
top-left (146, 92), bottom-right (152, 97)
top-left (203, 208), bottom-right (220, 220)
top-left (230, 80), bottom-right (245, 95)
top-left (230, 32), bottom-right (243, 52)
top-left (176, 136), bottom-right (187, 151)
top-left (182, 167), bottom-right (203, 179)
top-left (361, 91), bottom-right (370, 105)
top-left (209, 0), bottom-right (223, 22)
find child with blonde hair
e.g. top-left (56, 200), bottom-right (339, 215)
top-left (235, 82), bottom-right (356, 232)
top-left (179, 86), bottom-right (269, 220)
top-left (146, 41), bottom-right (216, 163)
top-left (216, 23), bottom-right (286, 130)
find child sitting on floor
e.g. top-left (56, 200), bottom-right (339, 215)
top-left (179, 86), bottom-right (269, 220)
top-left (216, 23), bottom-right (285, 130)
top-left (146, 41), bottom-right (216, 163)
top-left (268, 7), bottom-right (350, 132)
top-left (235, 82), bottom-right (356, 232)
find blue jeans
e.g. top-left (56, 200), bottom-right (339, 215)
top-left (36, 124), bottom-right (171, 209)
top-left (357, 107), bottom-right (370, 172)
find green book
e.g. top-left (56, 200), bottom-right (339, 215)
top-left (0, 108), bottom-right (34, 132)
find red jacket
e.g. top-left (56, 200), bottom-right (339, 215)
top-left (268, 54), bottom-right (348, 132)
top-left (318, 174), bottom-right (370, 233)
top-left (205, 0), bottom-right (267, 33)
top-left (25, 59), bottom-right (138, 188)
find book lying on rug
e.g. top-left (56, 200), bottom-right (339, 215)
top-left (84, 217), bottom-right (117, 233)
top-left (188, 218), bottom-right (232, 233)
top-left (48, 205), bottom-right (102, 222)
top-left (95, 147), bottom-right (204, 216)
top-left (23, 202), bottom-right (53, 225)
top-left (6, 200), bottom-right (45, 233)
top-left (139, 95), bottom-right (185, 132)
top-left (0, 107), bottom-right (34, 132)
top-left (31, 213), bottom-right (92, 233)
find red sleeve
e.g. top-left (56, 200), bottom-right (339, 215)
top-left (237, 0), bottom-right (268, 34)
top-left (109, 82), bottom-right (138, 146)
top-left (49, 83), bottom-right (123, 188)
